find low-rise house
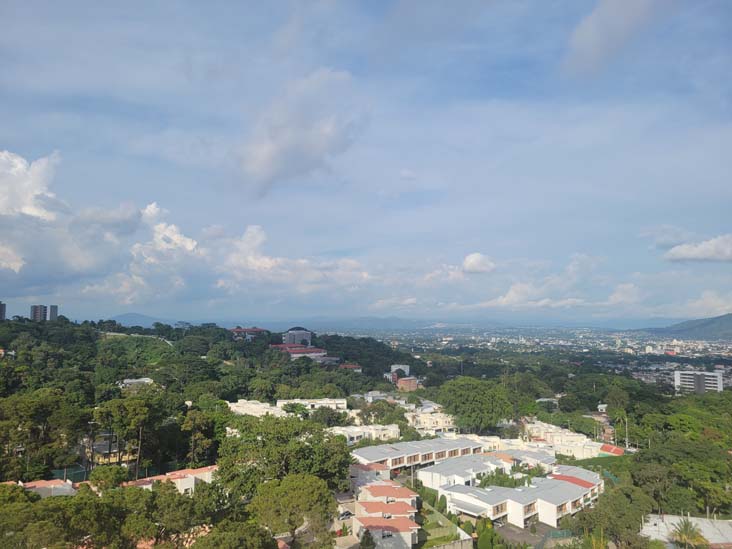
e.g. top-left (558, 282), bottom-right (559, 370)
top-left (350, 463), bottom-right (391, 491)
top-left (330, 424), bottom-right (400, 445)
top-left (21, 479), bottom-right (77, 498)
top-left (352, 516), bottom-right (420, 548)
top-left (359, 483), bottom-right (418, 508)
top-left (403, 410), bottom-right (456, 436)
top-left (123, 465), bottom-right (217, 495)
top-left (417, 454), bottom-right (511, 490)
top-left (269, 344), bottom-right (327, 360)
top-left (352, 438), bottom-right (485, 471)
top-left (356, 501), bottom-right (417, 520)
top-left (339, 363), bottom-right (363, 373)
top-left (117, 377), bottom-right (155, 390)
top-left (230, 327), bottom-right (268, 341)
top-left (227, 399), bottom-right (288, 417)
top-left (486, 449), bottom-right (556, 472)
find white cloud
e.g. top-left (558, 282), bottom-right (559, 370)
top-left (462, 252), bottom-right (495, 274)
top-left (0, 242), bottom-right (24, 272)
top-left (682, 290), bottom-right (732, 318)
top-left (564, 0), bottom-right (667, 73)
top-left (606, 282), bottom-right (641, 305)
top-left (640, 224), bottom-right (696, 250)
top-left (665, 234), bottom-right (732, 262)
top-left (369, 296), bottom-right (418, 310)
top-left (241, 68), bottom-right (364, 191)
top-left (0, 150), bottom-right (60, 220)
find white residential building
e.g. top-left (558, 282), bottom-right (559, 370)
top-left (276, 398), bottom-right (348, 411)
top-left (329, 424), bottom-right (400, 445)
top-left (674, 370), bottom-right (723, 394)
top-left (123, 465), bottom-right (218, 495)
top-left (227, 399), bottom-right (288, 418)
top-left (439, 466), bottom-right (603, 529)
top-left (403, 411), bottom-right (457, 436)
top-left (351, 438), bottom-right (485, 471)
top-left (417, 454), bottom-right (511, 490)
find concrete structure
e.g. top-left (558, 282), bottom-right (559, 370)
top-left (270, 343), bottom-right (328, 360)
top-left (396, 377), bottom-right (419, 392)
top-left (117, 377), bottom-right (155, 389)
top-left (522, 420), bottom-right (624, 459)
top-left (21, 479), bottom-right (77, 498)
top-left (339, 363), bottom-right (363, 373)
top-left (438, 466), bottom-right (603, 529)
top-left (284, 327), bottom-right (312, 346)
top-left (674, 370), bottom-right (724, 394)
top-left (0, 301), bottom-right (6, 321)
top-left (230, 326), bottom-right (268, 341)
top-left (391, 364), bottom-right (410, 376)
top-left (123, 465), bottom-right (217, 495)
top-left (227, 399), bottom-right (288, 417)
top-left (30, 304), bottom-right (47, 322)
top-left (487, 449), bottom-right (557, 472)
top-left (352, 438), bottom-right (485, 471)
top-left (417, 454), bottom-right (511, 490)
top-left (49, 305), bottom-right (58, 321)
top-left (641, 514), bottom-right (732, 548)
top-left (330, 424), bottom-right (400, 445)
top-left (276, 398), bottom-right (347, 411)
top-left (404, 410), bottom-right (456, 436)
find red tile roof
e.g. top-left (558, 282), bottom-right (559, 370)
top-left (355, 516), bottom-right (420, 533)
top-left (23, 479), bottom-right (69, 489)
top-left (357, 501), bottom-right (417, 515)
top-left (550, 474), bottom-right (595, 489)
top-left (353, 463), bottom-right (389, 471)
top-left (362, 484), bottom-right (417, 499)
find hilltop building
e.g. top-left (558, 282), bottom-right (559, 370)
top-left (673, 370), bottom-right (723, 394)
top-left (284, 327), bottom-right (312, 346)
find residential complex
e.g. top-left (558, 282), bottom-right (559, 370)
top-left (404, 410), bottom-right (457, 436)
top-left (276, 398), bottom-right (347, 411)
top-left (351, 438), bottom-right (485, 470)
top-left (329, 424), bottom-right (400, 445)
top-left (123, 465), bottom-right (217, 495)
top-left (673, 370), bottom-right (723, 394)
top-left (438, 465), bottom-right (603, 529)
top-left (227, 399), bottom-right (288, 418)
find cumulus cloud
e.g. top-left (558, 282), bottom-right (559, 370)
top-left (462, 252), bottom-right (495, 274)
top-left (241, 68), bottom-right (364, 191)
top-left (640, 224), bottom-right (696, 250)
top-left (606, 282), bottom-right (641, 305)
top-left (0, 242), bottom-right (24, 273)
top-left (369, 296), bottom-right (418, 311)
top-left (0, 150), bottom-right (61, 220)
top-left (564, 0), bottom-right (667, 73)
top-left (665, 234), bottom-right (732, 262)
top-left (682, 290), bottom-right (732, 318)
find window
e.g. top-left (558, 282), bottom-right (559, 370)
top-left (435, 451), bottom-right (446, 459)
top-left (448, 449), bottom-right (459, 457)
top-left (461, 448), bottom-right (471, 455)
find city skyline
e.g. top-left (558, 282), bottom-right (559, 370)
top-left (1, 1), bottom-right (731, 323)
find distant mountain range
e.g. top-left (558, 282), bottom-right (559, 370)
top-left (644, 313), bottom-right (732, 340)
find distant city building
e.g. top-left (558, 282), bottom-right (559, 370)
top-left (30, 305), bottom-right (47, 322)
top-left (284, 327), bottom-right (312, 346)
top-left (49, 305), bottom-right (58, 321)
top-left (230, 326), bottom-right (268, 341)
top-left (397, 376), bottom-right (419, 392)
top-left (0, 301), bottom-right (6, 321)
top-left (673, 370), bottom-right (723, 394)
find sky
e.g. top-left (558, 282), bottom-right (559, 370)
top-left (1, 0), bottom-right (731, 326)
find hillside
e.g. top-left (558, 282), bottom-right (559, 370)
top-left (648, 313), bottom-right (732, 340)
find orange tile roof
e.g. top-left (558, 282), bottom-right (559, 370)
top-left (550, 474), bottom-right (595, 489)
top-left (23, 479), bottom-right (68, 488)
top-left (356, 516), bottom-right (420, 533)
top-left (362, 484), bottom-right (417, 499)
top-left (357, 501), bottom-right (416, 514)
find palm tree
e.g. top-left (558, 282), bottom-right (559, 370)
top-left (670, 517), bottom-right (708, 548)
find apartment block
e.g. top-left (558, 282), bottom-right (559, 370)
top-left (417, 454), bottom-right (511, 490)
top-left (276, 398), bottom-right (347, 411)
top-left (404, 410), bottom-right (457, 436)
top-left (123, 465), bottom-right (217, 495)
top-left (351, 438), bottom-right (485, 471)
top-left (674, 370), bottom-right (723, 394)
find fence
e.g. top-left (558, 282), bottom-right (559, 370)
top-left (535, 529), bottom-right (573, 549)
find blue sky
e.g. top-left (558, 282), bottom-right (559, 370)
top-left (1, 0), bottom-right (731, 324)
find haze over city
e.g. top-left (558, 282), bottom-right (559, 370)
top-left (1, 1), bottom-right (731, 325)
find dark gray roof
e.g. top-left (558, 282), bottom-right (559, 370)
top-left (352, 438), bottom-right (482, 462)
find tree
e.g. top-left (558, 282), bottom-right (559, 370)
top-left (182, 409), bottom-right (214, 467)
top-left (438, 377), bottom-right (512, 433)
top-left (437, 495), bottom-right (447, 513)
top-left (89, 465), bottom-right (128, 491)
top-left (249, 474), bottom-right (335, 546)
top-left (670, 518), bottom-right (708, 549)
top-left (192, 521), bottom-right (277, 549)
top-left (360, 528), bottom-right (377, 549)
